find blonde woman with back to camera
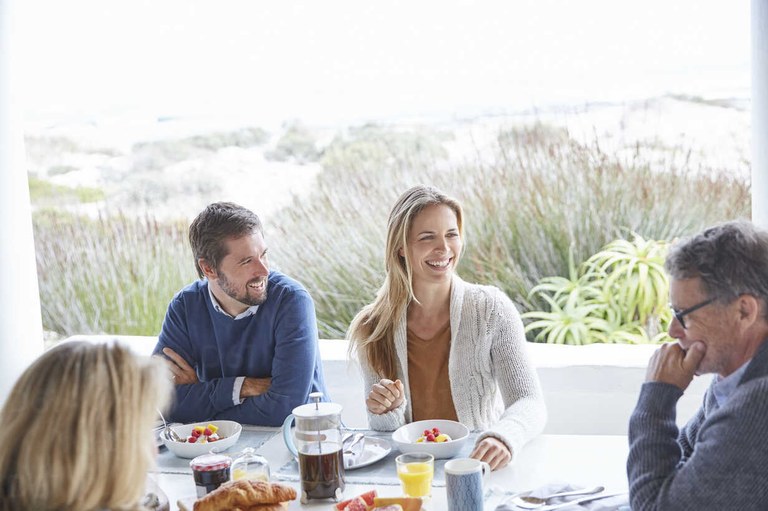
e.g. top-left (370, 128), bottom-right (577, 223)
top-left (0, 341), bottom-right (172, 511)
top-left (348, 185), bottom-right (546, 470)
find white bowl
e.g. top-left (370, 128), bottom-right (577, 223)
top-left (391, 419), bottom-right (470, 459)
top-left (161, 420), bottom-right (242, 459)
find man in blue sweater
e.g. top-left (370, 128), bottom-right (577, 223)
top-left (153, 202), bottom-right (328, 426)
top-left (627, 220), bottom-right (768, 510)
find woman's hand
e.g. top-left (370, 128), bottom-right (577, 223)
top-left (470, 437), bottom-right (512, 471)
top-left (366, 378), bottom-right (405, 414)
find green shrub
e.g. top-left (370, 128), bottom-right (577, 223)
top-left (130, 126), bottom-right (269, 172)
top-left (48, 165), bottom-right (79, 176)
top-left (28, 176), bottom-right (106, 205)
top-left (186, 127), bottom-right (269, 150)
top-left (264, 121), bottom-right (321, 164)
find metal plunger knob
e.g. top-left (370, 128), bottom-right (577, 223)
top-left (309, 391), bottom-right (323, 410)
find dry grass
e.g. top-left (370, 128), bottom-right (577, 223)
top-left (33, 211), bottom-right (196, 336)
top-left (32, 122), bottom-right (750, 340)
top-left (270, 123), bottom-right (749, 338)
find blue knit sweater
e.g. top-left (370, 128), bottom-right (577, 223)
top-left (154, 271), bottom-right (328, 426)
top-left (627, 338), bottom-right (768, 510)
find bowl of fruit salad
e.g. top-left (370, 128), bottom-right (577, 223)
top-left (391, 419), bottom-right (469, 459)
top-left (162, 420), bottom-right (242, 459)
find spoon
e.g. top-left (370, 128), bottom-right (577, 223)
top-left (157, 409), bottom-right (183, 443)
top-left (343, 433), bottom-right (365, 454)
top-left (510, 486), bottom-right (605, 509)
top-left (542, 492), bottom-right (626, 510)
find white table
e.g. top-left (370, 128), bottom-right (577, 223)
top-left (151, 430), bottom-right (629, 510)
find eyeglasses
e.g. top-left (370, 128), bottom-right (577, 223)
top-left (669, 298), bottom-right (716, 329)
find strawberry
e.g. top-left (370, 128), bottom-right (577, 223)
top-left (203, 428), bottom-right (213, 436)
top-left (187, 436), bottom-right (197, 443)
top-left (426, 433), bottom-right (436, 442)
top-left (191, 429), bottom-right (202, 438)
top-left (423, 429), bottom-right (431, 436)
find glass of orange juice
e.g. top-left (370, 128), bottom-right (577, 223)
top-left (396, 452), bottom-right (434, 498)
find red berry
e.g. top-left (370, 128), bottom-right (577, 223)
top-left (191, 429), bottom-right (202, 437)
top-left (432, 427), bottom-right (439, 434)
top-left (426, 433), bottom-right (436, 442)
top-left (423, 429), bottom-right (431, 436)
top-left (187, 436), bottom-right (197, 443)
top-left (203, 428), bottom-right (213, 436)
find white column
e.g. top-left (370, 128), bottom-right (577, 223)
top-left (0, 0), bottom-right (43, 405)
top-left (754, 0), bottom-right (768, 228)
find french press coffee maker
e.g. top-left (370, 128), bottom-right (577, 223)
top-left (282, 392), bottom-right (345, 503)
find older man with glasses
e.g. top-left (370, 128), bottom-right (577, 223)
top-left (627, 219), bottom-right (768, 511)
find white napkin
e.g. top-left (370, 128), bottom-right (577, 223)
top-left (491, 483), bottom-right (629, 511)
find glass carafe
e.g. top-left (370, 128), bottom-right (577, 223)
top-left (282, 392), bottom-right (345, 503)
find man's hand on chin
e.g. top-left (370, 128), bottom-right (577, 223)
top-left (646, 341), bottom-right (706, 391)
top-left (240, 377), bottom-right (272, 399)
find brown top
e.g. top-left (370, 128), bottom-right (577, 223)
top-left (407, 321), bottom-right (459, 422)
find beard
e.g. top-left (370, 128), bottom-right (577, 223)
top-left (217, 271), bottom-right (268, 307)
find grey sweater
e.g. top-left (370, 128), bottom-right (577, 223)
top-left (627, 339), bottom-right (768, 510)
top-left (359, 275), bottom-right (547, 457)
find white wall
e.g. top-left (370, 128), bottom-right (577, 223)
top-left (332, 342), bottom-right (709, 435)
top-left (66, 336), bottom-right (708, 435)
top-left (0, 0), bottom-right (43, 406)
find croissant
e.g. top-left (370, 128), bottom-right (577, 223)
top-left (193, 480), bottom-right (296, 511)
top-left (232, 504), bottom-right (288, 511)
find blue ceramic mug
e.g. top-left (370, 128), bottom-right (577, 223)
top-left (445, 458), bottom-right (490, 511)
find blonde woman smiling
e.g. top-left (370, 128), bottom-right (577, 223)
top-left (0, 341), bottom-right (171, 511)
top-left (348, 185), bottom-right (546, 470)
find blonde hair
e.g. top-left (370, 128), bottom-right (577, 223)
top-left (0, 341), bottom-right (172, 511)
top-left (348, 185), bottom-right (464, 378)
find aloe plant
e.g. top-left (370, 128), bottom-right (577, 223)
top-left (523, 295), bottom-right (612, 345)
top-left (523, 235), bottom-right (671, 344)
top-left (585, 235), bottom-right (670, 328)
top-left (527, 245), bottom-right (603, 309)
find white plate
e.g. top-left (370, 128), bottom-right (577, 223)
top-left (344, 436), bottom-right (391, 470)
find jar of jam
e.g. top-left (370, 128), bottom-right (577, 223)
top-left (190, 453), bottom-right (232, 497)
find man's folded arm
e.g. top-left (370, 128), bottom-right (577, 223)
top-left (154, 301), bottom-right (242, 422)
top-left (213, 289), bottom-right (322, 426)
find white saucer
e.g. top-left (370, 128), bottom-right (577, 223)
top-left (344, 437), bottom-right (391, 470)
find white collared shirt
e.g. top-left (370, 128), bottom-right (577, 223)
top-left (207, 284), bottom-right (260, 320)
top-left (207, 283), bottom-right (259, 405)
top-left (712, 359), bottom-right (751, 408)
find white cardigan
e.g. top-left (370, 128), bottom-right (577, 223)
top-left (359, 275), bottom-right (547, 457)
